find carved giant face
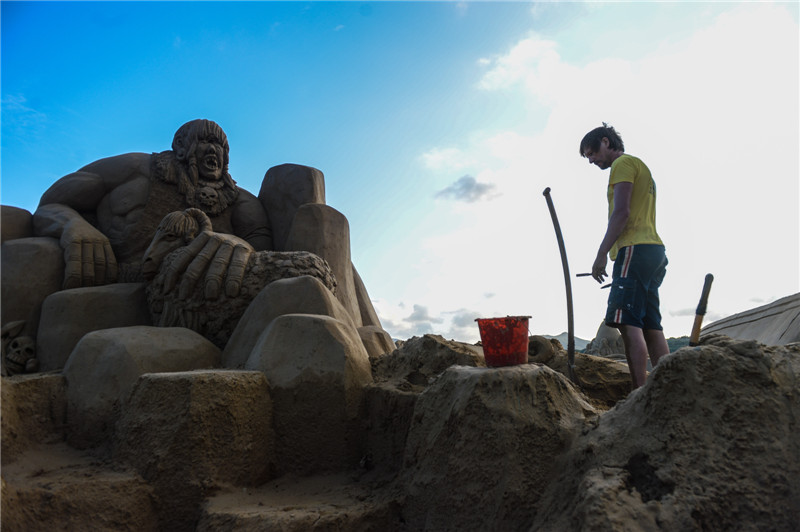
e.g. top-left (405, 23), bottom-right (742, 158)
top-left (195, 140), bottom-right (225, 182)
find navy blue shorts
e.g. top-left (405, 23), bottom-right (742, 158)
top-left (605, 244), bottom-right (668, 330)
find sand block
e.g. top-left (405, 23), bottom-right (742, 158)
top-left (1, 443), bottom-right (158, 532)
top-left (245, 314), bottom-right (372, 474)
top-left (116, 370), bottom-right (273, 486)
top-left (223, 275), bottom-right (355, 369)
top-left (1, 237), bottom-right (64, 339)
top-left (1, 373), bottom-right (67, 465)
top-left (352, 264), bottom-right (383, 328)
top-left (358, 325), bottom-right (396, 359)
top-left (285, 203), bottom-right (362, 326)
top-left (258, 163), bottom-right (326, 252)
top-left (1, 205), bottom-right (33, 243)
top-left (363, 382), bottom-right (418, 474)
top-left (115, 370), bottom-right (273, 530)
top-left (64, 326), bottom-right (220, 448)
top-left (37, 283), bottom-right (151, 371)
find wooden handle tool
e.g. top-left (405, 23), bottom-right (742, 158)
top-left (689, 273), bottom-right (714, 346)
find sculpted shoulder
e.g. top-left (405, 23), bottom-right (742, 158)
top-left (231, 186), bottom-right (272, 251)
top-left (39, 152), bottom-right (154, 209)
top-left (77, 153), bottom-right (153, 188)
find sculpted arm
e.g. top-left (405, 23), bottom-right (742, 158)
top-left (231, 188), bottom-right (273, 251)
top-left (175, 188), bottom-right (270, 300)
top-left (181, 188), bottom-right (270, 300)
top-left (33, 154), bottom-right (149, 288)
top-left (34, 171), bottom-right (119, 288)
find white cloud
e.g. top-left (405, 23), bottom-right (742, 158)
top-left (378, 3), bottom-right (798, 343)
top-left (420, 146), bottom-right (475, 172)
top-left (478, 34), bottom-right (561, 93)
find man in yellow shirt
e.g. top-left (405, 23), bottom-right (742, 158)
top-left (580, 123), bottom-right (669, 389)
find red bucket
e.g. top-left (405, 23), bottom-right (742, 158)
top-left (476, 316), bottom-right (531, 367)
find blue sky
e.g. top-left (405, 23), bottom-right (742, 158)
top-left (2, 1), bottom-right (798, 342)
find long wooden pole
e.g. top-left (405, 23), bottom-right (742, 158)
top-left (543, 187), bottom-right (577, 384)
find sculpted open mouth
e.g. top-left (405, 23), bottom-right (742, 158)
top-left (203, 154), bottom-right (219, 170)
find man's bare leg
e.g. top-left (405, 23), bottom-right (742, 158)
top-left (644, 329), bottom-right (670, 367)
top-left (619, 325), bottom-right (648, 389)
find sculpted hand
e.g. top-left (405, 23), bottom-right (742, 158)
top-left (59, 219), bottom-right (118, 288)
top-left (592, 253), bottom-right (608, 284)
top-left (160, 231), bottom-right (253, 300)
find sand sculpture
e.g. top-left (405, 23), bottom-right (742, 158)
top-left (584, 321), bottom-right (626, 357)
top-left (1, 119), bottom-right (394, 371)
top-left (143, 208), bottom-right (337, 347)
top-left (2, 120), bottom-right (798, 530)
top-left (32, 119), bottom-right (272, 289)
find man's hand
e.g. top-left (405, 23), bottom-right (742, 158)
top-left (159, 231), bottom-right (253, 300)
top-left (59, 218), bottom-right (118, 289)
top-left (592, 252), bottom-right (608, 284)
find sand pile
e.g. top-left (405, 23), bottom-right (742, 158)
top-left (399, 364), bottom-right (598, 530)
top-left (531, 335), bottom-right (800, 530)
top-left (2, 334), bottom-right (798, 530)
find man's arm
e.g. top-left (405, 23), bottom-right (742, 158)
top-left (592, 181), bottom-right (632, 283)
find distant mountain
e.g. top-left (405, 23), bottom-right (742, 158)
top-left (541, 333), bottom-right (690, 354)
top-left (542, 332), bottom-right (590, 351)
top-left (667, 336), bottom-right (691, 351)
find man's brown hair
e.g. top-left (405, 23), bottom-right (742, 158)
top-left (579, 122), bottom-right (625, 156)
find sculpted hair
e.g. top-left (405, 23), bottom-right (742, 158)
top-left (579, 122), bottom-right (625, 157)
top-left (157, 208), bottom-right (213, 242)
top-left (172, 120), bottom-right (230, 169)
top-left (153, 120), bottom-right (239, 215)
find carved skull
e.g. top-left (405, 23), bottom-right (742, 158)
top-left (5, 336), bottom-right (37, 375)
top-left (197, 186), bottom-right (219, 209)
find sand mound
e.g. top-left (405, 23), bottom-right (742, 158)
top-left (532, 336), bottom-right (800, 530)
top-left (2, 335), bottom-right (798, 530)
top-left (400, 364), bottom-right (598, 530)
top-left (370, 334), bottom-right (486, 390)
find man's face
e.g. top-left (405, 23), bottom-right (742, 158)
top-left (195, 140), bottom-right (225, 181)
top-left (582, 137), bottom-right (614, 170)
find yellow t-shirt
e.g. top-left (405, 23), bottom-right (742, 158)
top-left (607, 154), bottom-right (663, 260)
